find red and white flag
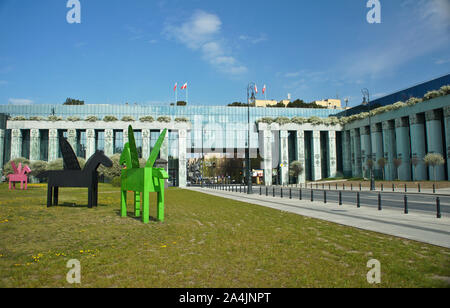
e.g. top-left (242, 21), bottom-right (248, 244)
top-left (181, 82), bottom-right (188, 90)
top-left (174, 82), bottom-right (178, 91)
top-left (262, 84), bottom-right (266, 94)
top-left (254, 84), bottom-right (258, 94)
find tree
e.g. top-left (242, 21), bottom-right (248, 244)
top-left (63, 98), bottom-right (84, 105)
top-left (393, 158), bottom-right (402, 180)
top-left (366, 159), bottom-right (374, 180)
top-left (410, 156), bottom-right (422, 181)
top-left (289, 161), bottom-right (304, 183)
top-left (227, 102), bottom-right (248, 107)
top-left (176, 101), bottom-right (187, 106)
top-left (377, 157), bottom-right (386, 180)
top-left (2, 157), bottom-right (30, 177)
top-left (424, 153), bottom-right (445, 184)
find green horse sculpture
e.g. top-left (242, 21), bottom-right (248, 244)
top-left (120, 125), bottom-right (169, 223)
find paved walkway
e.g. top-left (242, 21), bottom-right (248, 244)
top-left (186, 187), bottom-right (450, 249)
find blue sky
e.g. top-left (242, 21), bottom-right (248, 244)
top-left (0, 0), bottom-right (449, 107)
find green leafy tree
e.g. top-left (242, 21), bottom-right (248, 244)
top-left (424, 153), bottom-right (445, 184)
top-left (289, 161), bottom-right (304, 183)
top-left (377, 157), bottom-right (386, 180)
top-left (393, 158), bottom-right (402, 180)
top-left (63, 98), bottom-right (85, 105)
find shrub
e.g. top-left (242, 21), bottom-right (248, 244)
top-left (157, 116), bottom-right (171, 123)
top-left (275, 117), bottom-right (291, 125)
top-left (139, 116), bottom-right (154, 122)
top-left (439, 85), bottom-right (450, 95)
top-left (85, 115), bottom-right (98, 122)
top-left (121, 116), bottom-right (135, 122)
top-left (308, 116), bottom-right (323, 125)
top-left (405, 97), bottom-right (422, 106)
top-left (327, 116), bottom-right (340, 125)
top-left (175, 117), bottom-right (190, 123)
top-left (103, 115), bottom-right (118, 122)
top-left (98, 153), bottom-right (122, 180)
top-left (423, 90), bottom-right (441, 101)
top-left (67, 116), bottom-right (81, 121)
top-left (47, 157), bottom-right (85, 170)
top-left (11, 116), bottom-right (27, 121)
top-left (29, 160), bottom-right (48, 178)
top-left (256, 117), bottom-right (274, 124)
top-left (111, 176), bottom-right (121, 187)
top-left (291, 117), bottom-right (306, 125)
top-left (47, 115), bottom-right (63, 122)
top-left (29, 116), bottom-right (44, 121)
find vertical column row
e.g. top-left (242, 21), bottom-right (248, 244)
top-left (342, 130), bottom-right (352, 178)
top-left (395, 118), bottom-right (411, 180)
top-left (444, 106), bottom-right (450, 180)
top-left (279, 130), bottom-right (289, 185)
top-left (311, 130), bottom-right (321, 181)
top-left (425, 110), bottom-right (445, 180)
top-left (262, 130), bottom-right (273, 186)
top-left (178, 129), bottom-right (187, 187)
top-left (409, 114), bottom-right (427, 180)
top-left (30, 129), bottom-right (40, 162)
top-left (296, 130), bottom-right (306, 184)
top-left (0, 129), bottom-right (4, 173)
top-left (328, 131), bottom-right (337, 178)
top-left (382, 121), bottom-right (396, 181)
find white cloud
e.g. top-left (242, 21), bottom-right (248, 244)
top-left (0, 80), bottom-right (7, 85)
top-left (9, 98), bottom-right (33, 105)
top-left (239, 33), bottom-right (267, 44)
top-left (164, 10), bottom-right (247, 75)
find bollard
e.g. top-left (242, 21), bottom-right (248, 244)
top-left (433, 184), bottom-right (436, 194)
top-left (273, 187), bottom-right (275, 197)
top-left (381, 183), bottom-right (383, 192)
top-left (289, 188), bottom-right (292, 199)
top-left (335, 183), bottom-right (338, 190)
top-left (359, 183), bottom-right (362, 191)
top-left (436, 197), bottom-right (441, 218)
top-left (266, 186), bottom-right (268, 196)
top-left (378, 193), bottom-right (382, 211)
top-left (404, 195), bottom-right (408, 214)
top-left (343, 183), bottom-right (345, 190)
top-left (324, 190), bottom-right (327, 204)
top-left (299, 188), bottom-right (302, 200)
top-left (240, 186), bottom-right (242, 193)
top-left (281, 188), bottom-right (283, 198)
top-left (356, 192), bottom-right (360, 208)
top-left (351, 183), bottom-right (353, 191)
top-left (244, 186), bottom-right (246, 194)
top-left (418, 183), bottom-right (420, 193)
top-left (339, 191), bottom-right (342, 205)
top-left (322, 183), bottom-right (324, 190)
top-left (311, 190), bottom-right (314, 202)
top-left (405, 184), bottom-right (407, 193)
top-left (260, 186), bottom-right (262, 196)
top-left (392, 184), bottom-right (395, 192)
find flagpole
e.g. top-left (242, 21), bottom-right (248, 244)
top-left (186, 86), bottom-right (189, 104)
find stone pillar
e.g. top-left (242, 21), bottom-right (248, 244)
top-left (67, 129), bottom-right (77, 154)
top-left (444, 106), bottom-right (450, 180)
top-left (104, 129), bottom-right (114, 157)
top-left (48, 129), bottom-right (59, 162)
top-left (160, 129), bottom-right (169, 169)
top-left (178, 129), bottom-right (187, 187)
top-left (30, 129), bottom-right (40, 162)
top-left (312, 130), bottom-right (322, 181)
top-left (10, 129), bottom-right (22, 160)
top-left (342, 130), bottom-right (352, 178)
top-left (328, 130), bottom-right (337, 178)
top-left (296, 130), bottom-right (306, 184)
top-left (141, 129), bottom-right (150, 159)
top-left (354, 128), bottom-right (362, 177)
top-left (382, 121), bottom-right (396, 181)
top-left (360, 126), bottom-right (373, 179)
top-left (261, 129), bottom-right (273, 186)
top-left (370, 123), bottom-right (383, 179)
top-left (395, 118), bottom-right (411, 181)
top-left (123, 128), bottom-right (129, 147)
top-left (425, 110), bottom-right (445, 181)
top-left (409, 114), bottom-right (427, 181)
top-left (279, 130), bottom-right (289, 185)
top-left (0, 129), bottom-right (4, 172)
top-left (350, 129), bottom-right (356, 177)
top-left (86, 129), bottom-right (96, 160)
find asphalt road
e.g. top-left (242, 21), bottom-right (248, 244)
top-left (200, 185), bottom-right (450, 215)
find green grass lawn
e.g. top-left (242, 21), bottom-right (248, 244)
top-left (0, 183), bottom-right (449, 288)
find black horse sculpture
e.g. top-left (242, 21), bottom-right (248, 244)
top-left (37, 137), bottom-right (113, 208)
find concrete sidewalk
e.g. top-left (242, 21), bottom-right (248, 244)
top-left (186, 187), bottom-right (450, 249)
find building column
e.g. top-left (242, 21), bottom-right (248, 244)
top-left (350, 129), bottom-right (356, 177)
top-left (48, 129), bottom-right (59, 162)
top-left (395, 118), bottom-right (411, 181)
top-left (30, 129), bottom-right (40, 161)
top-left (354, 128), bottom-right (362, 177)
top-left (370, 123), bottom-right (383, 179)
top-left (86, 129), bottom-right (96, 160)
top-left (342, 130), bottom-right (352, 178)
top-left (141, 129), bottom-right (150, 159)
top-left (425, 110), bottom-right (445, 181)
top-left (328, 130), bottom-right (337, 178)
top-left (312, 130), bottom-right (322, 181)
top-left (67, 129), bottom-right (77, 154)
top-left (261, 129), bottom-right (273, 186)
top-left (123, 128), bottom-right (129, 147)
top-left (296, 130), bottom-right (306, 184)
top-left (10, 129), bottom-right (22, 160)
top-left (444, 106), bottom-right (450, 180)
top-left (409, 114), bottom-right (427, 181)
top-left (0, 129), bottom-right (4, 172)
top-left (160, 129), bottom-right (169, 165)
top-left (104, 129), bottom-right (114, 157)
top-left (279, 130), bottom-right (289, 185)
top-left (382, 121), bottom-right (396, 181)
top-left (178, 129), bottom-right (187, 187)
top-left (360, 126), bottom-right (372, 179)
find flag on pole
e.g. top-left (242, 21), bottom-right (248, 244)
top-left (254, 84), bottom-right (258, 94)
top-left (262, 84), bottom-right (266, 94)
top-left (181, 82), bottom-right (188, 90)
top-left (174, 82), bottom-right (177, 91)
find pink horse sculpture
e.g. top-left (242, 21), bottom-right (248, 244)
top-left (8, 162), bottom-right (31, 190)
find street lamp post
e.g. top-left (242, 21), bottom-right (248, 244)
top-left (362, 88), bottom-right (375, 191)
top-left (246, 82), bottom-right (256, 194)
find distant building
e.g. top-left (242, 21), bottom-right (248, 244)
top-left (313, 99), bottom-right (345, 110)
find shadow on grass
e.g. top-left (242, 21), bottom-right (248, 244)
top-left (113, 209), bottom-right (160, 222)
top-left (50, 202), bottom-right (109, 208)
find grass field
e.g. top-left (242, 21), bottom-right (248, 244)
top-left (0, 183), bottom-right (449, 288)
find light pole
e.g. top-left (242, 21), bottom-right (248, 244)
top-left (246, 82), bottom-right (256, 194)
top-left (362, 88), bottom-right (375, 191)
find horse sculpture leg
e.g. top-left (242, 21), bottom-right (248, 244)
top-left (120, 190), bottom-right (127, 217)
top-left (93, 182), bottom-right (98, 207)
top-left (47, 185), bottom-right (53, 207)
top-left (134, 192), bottom-right (141, 217)
top-left (53, 187), bottom-right (59, 206)
top-left (157, 179), bottom-right (165, 222)
top-left (142, 189), bottom-right (150, 224)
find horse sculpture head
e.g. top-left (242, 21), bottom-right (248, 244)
top-left (84, 150), bottom-right (113, 172)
